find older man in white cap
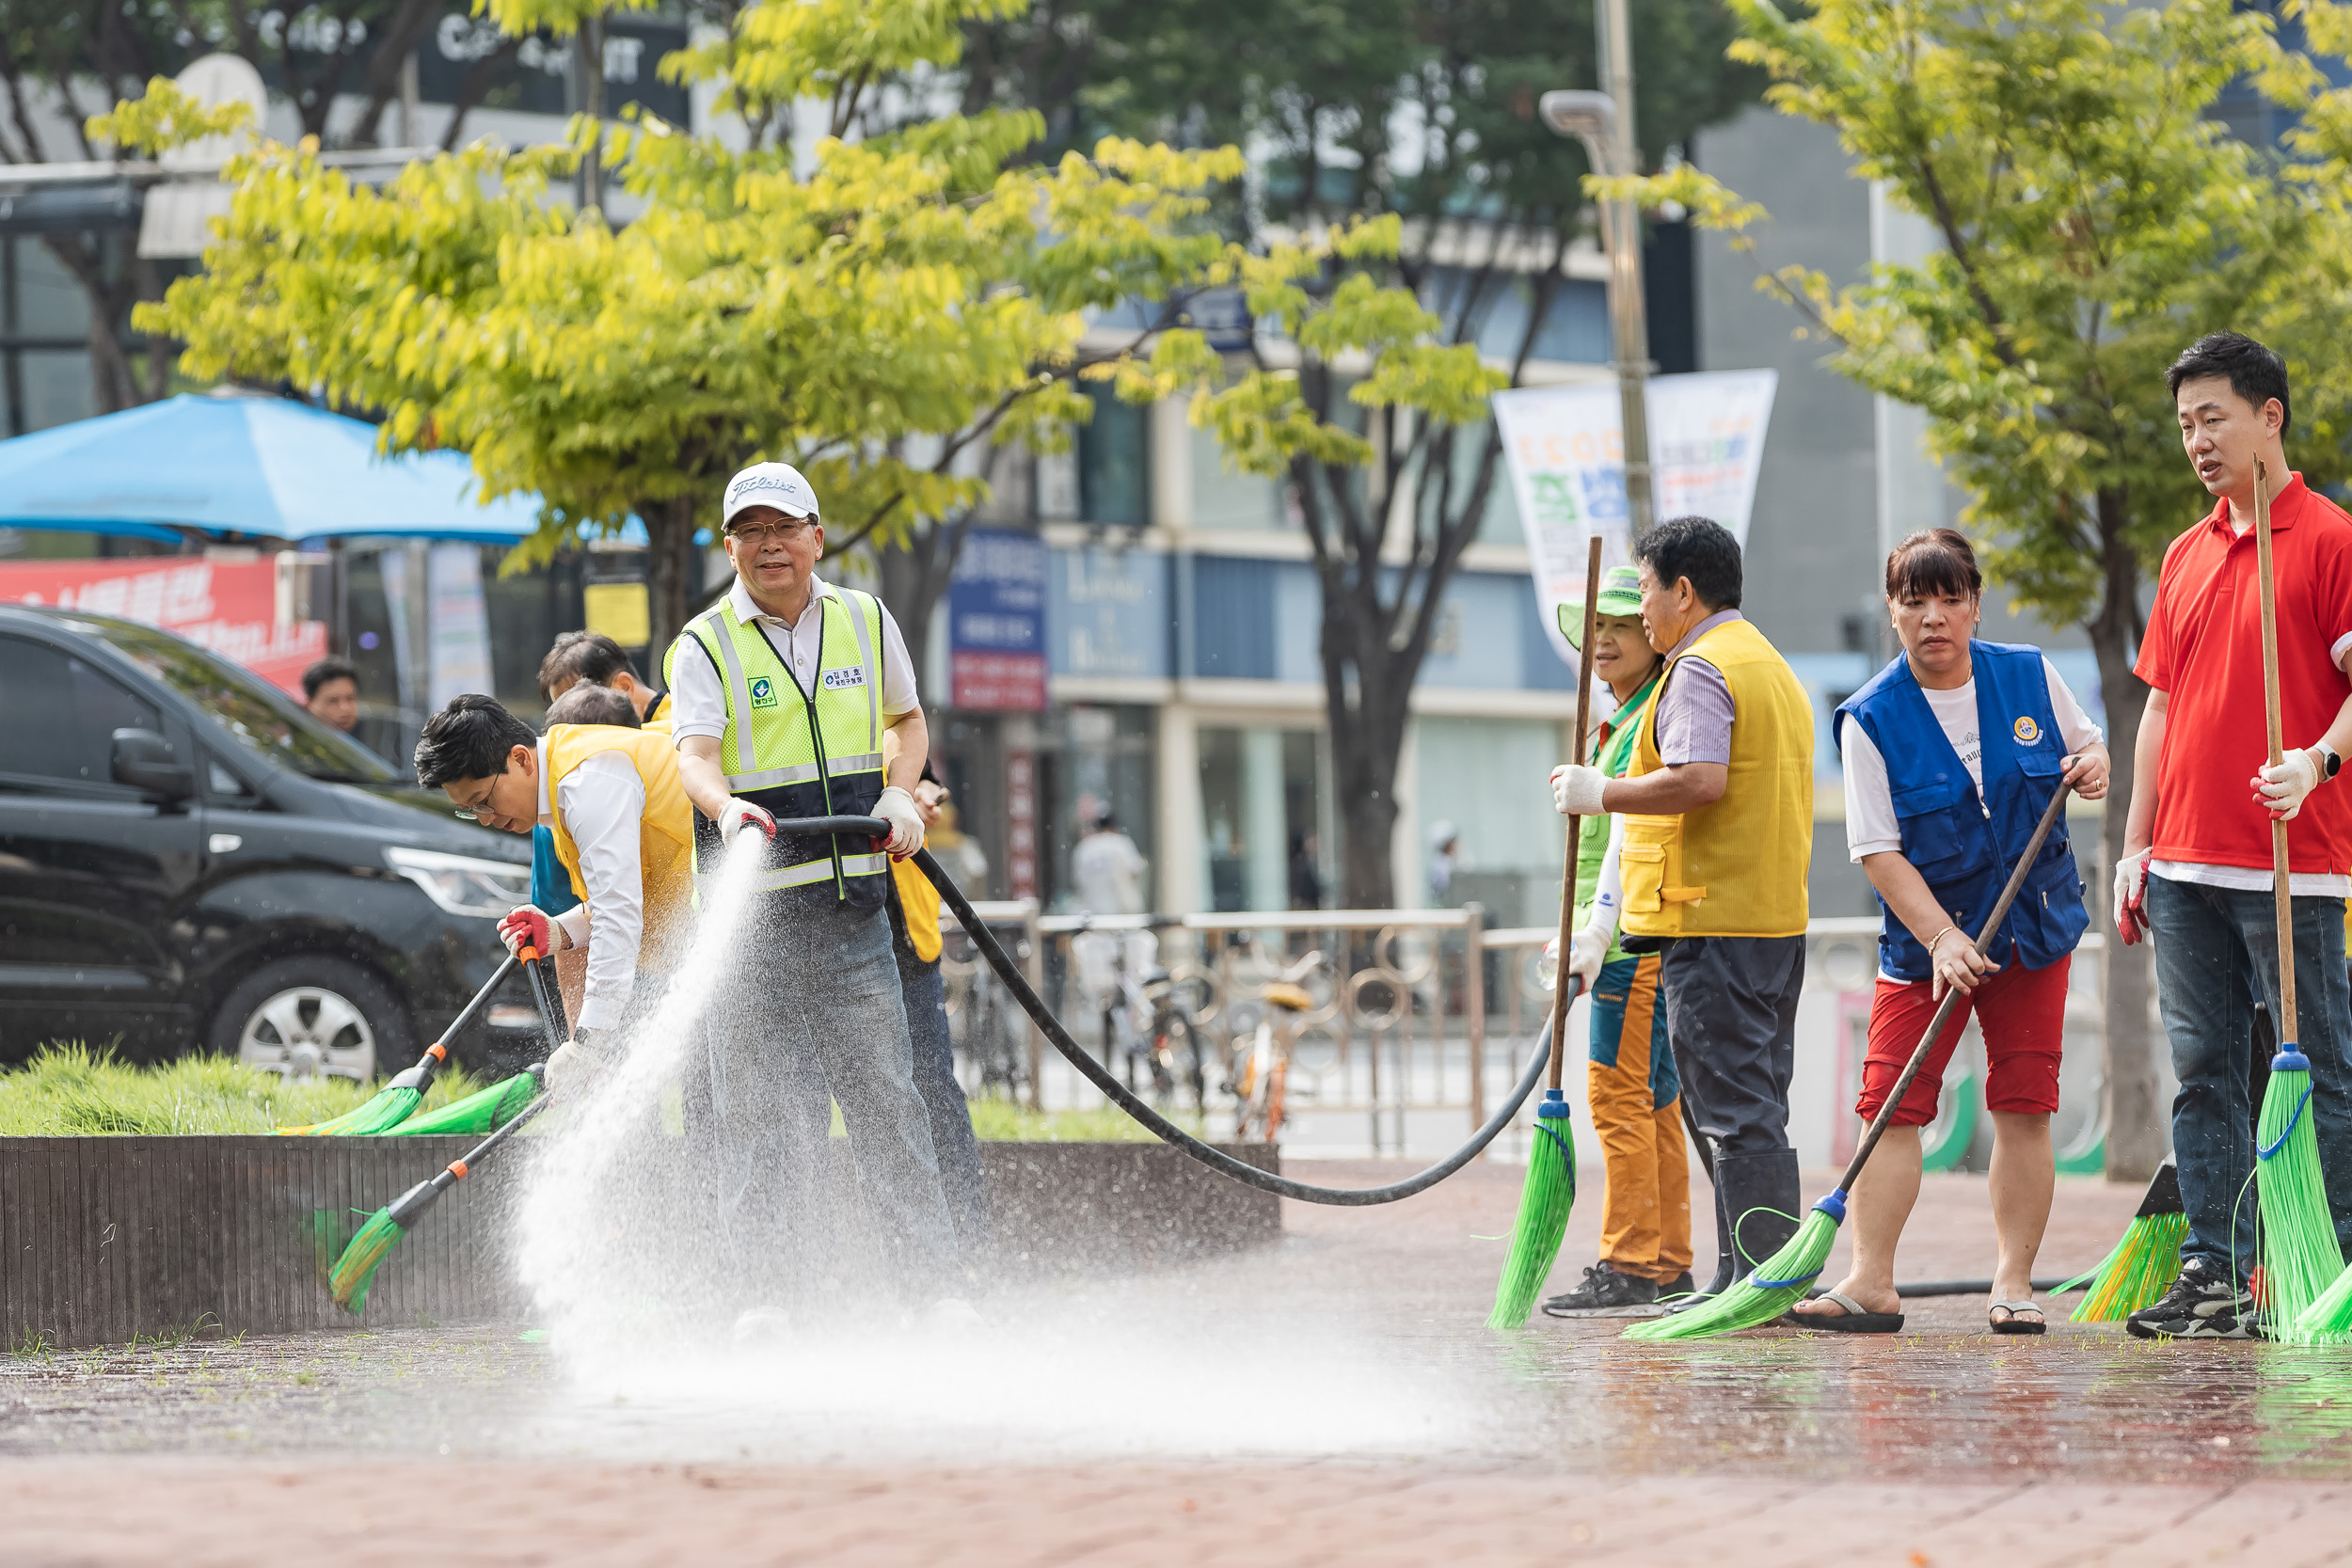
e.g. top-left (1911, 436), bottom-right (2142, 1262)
top-left (666, 461), bottom-right (970, 1329)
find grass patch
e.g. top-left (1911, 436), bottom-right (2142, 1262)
top-left (964, 1100), bottom-right (1199, 1143)
top-left (0, 1044), bottom-right (493, 1136)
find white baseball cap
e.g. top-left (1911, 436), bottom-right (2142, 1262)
top-left (722, 462), bottom-right (819, 528)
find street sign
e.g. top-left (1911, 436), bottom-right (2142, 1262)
top-left (949, 528), bottom-right (1049, 711)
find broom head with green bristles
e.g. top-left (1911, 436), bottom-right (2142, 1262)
top-left (328, 1202), bottom-right (413, 1313)
top-left (2258, 1050), bottom-right (2340, 1338)
top-left (277, 1043), bottom-right (449, 1136)
top-left (2288, 1250), bottom-right (2352, 1344)
top-left (388, 1068), bottom-right (542, 1137)
top-left (1486, 1093), bottom-right (1578, 1327)
top-left (2062, 1162), bottom-right (2186, 1322)
top-left (1624, 1191), bottom-right (1841, 1341)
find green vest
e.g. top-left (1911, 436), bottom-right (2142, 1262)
top-left (1573, 669), bottom-right (1663, 961)
top-left (664, 585), bottom-right (890, 909)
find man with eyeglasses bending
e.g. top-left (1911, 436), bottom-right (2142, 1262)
top-left (664, 461), bottom-right (971, 1332)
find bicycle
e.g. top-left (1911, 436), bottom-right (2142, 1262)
top-left (1139, 961), bottom-right (1215, 1112)
top-left (1225, 948), bottom-right (1324, 1144)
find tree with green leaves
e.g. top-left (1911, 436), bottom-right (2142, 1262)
top-left (1067, 0), bottom-right (1762, 907)
top-left (1605, 0), bottom-right (2352, 1180)
top-left (113, 0), bottom-right (1240, 658)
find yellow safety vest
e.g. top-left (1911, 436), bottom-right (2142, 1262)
top-left (545, 724), bottom-right (697, 970)
top-left (664, 585), bottom-right (891, 909)
top-left (1620, 616), bottom-right (1814, 939)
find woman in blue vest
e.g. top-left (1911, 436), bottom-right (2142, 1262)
top-left (1792, 529), bottom-right (2106, 1335)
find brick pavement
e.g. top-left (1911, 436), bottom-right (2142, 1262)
top-left (4, 1159), bottom-right (2344, 1566)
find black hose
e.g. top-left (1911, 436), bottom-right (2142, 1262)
top-left (899, 837), bottom-right (1555, 1205)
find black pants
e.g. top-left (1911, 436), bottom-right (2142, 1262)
top-left (1659, 934), bottom-right (1805, 1158)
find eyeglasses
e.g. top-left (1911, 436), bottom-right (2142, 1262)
top-left (727, 517), bottom-right (817, 546)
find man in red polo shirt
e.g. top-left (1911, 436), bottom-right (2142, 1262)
top-left (2116, 331), bottom-right (2352, 1339)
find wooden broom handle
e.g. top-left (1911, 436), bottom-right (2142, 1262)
top-left (1546, 535), bottom-right (1606, 1093)
top-left (2256, 459), bottom-right (2299, 1041)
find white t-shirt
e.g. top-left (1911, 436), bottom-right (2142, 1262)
top-left (1841, 657), bottom-right (2103, 861)
top-left (534, 740), bottom-right (647, 1033)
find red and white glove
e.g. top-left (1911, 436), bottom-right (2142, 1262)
top-left (1550, 763), bottom-right (1608, 816)
top-left (720, 798), bottom-right (776, 840)
top-left (2112, 849), bottom-right (2151, 948)
top-left (498, 905), bottom-right (553, 959)
top-left (875, 785), bottom-right (926, 860)
top-left (2256, 750), bottom-right (2321, 822)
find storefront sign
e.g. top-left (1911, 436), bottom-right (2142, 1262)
top-left (1004, 748), bottom-right (1039, 901)
top-left (425, 544), bottom-right (494, 708)
top-left (1494, 369), bottom-right (1778, 667)
top-left (0, 555), bottom-right (326, 694)
top-left (949, 529), bottom-right (1049, 711)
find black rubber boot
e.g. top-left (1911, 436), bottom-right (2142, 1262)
top-left (1717, 1148), bottom-right (1803, 1275)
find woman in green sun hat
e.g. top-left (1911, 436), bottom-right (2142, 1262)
top-left (1541, 563), bottom-right (1695, 1317)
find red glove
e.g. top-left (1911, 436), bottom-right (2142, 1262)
top-left (499, 905), bottom-right (553, 959)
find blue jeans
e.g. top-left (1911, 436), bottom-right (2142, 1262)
top-left (2146, 875), bottom-right (2352, 1277)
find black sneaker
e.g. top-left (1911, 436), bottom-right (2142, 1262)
top-left (1541, 1263), bottom-right (1662, 1319)
top-left (1657, 1271), bottom-right (1697, 1302)
top-left (2125, 1258), bottom-right (2260, 1339)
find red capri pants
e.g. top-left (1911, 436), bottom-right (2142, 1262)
top-left (1856, 954), bottom-right (2070, 1126)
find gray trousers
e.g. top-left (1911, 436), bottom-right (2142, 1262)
top-left (705, 898), bottom-right (961, 1299)
top-left (898, 954), bottom-right (992, 1249)
top-left (1659, 934), bottom-right (1806, 1158)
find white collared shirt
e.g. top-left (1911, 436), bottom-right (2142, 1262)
top-left (667, 573), bottom-right (921, 746)
top-left (535, 738), bottom-right (646, 1032)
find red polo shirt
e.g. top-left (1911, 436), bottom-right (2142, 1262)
top-left (2136, 473), bottom-right (2352, 875)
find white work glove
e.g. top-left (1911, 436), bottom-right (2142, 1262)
top-left (1550, 763), bottom-right (1609, 816)
top-left (545, 1030), bottom-right (612, 1097)
top-left (719, 798), bottom-right (776, 840)
top-left (2112, 847), bottom-right (2151, 948)
top-left (875, 785), bottom-right (926, 860)
top-left (2255, 749), bottom-right (2322, 822)
top-left (1565, 923), bottom-right (1610, 989)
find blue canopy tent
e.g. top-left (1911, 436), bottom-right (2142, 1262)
top-left (0, 391), bottom-right (544, 545)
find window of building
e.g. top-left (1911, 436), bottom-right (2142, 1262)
top-left (1197, 724), bottom-right (1328, 912)
top-left (1412, 715), bottom-right (1565, 927)
top-left (1078, 384), bottom-right (1150, 528)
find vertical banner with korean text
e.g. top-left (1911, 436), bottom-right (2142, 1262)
top-left (1494, 369), bottom-right (1777, 667)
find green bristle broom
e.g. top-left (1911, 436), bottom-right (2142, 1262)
top-left (2287, 1250), bottom-right (2352, 1344)
top-left (278, 952), bottom-right (521, 1135)
top-left (1488, 535), bottom-right (1601, 1330)
top-left (1629, 778), bottom-right (2071, 1343)
top-left (331, 1091), bottom-right (555, 1312)
top-left (2058, 1163), bottom-right (2187, 1322)
top-left (389, 1064), bottom-right (544, 1136)
top-left (2247, 460), bottom-right (2341, 1338)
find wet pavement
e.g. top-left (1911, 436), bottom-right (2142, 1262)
top-left (8, 1160), bottom-right (2352, 1563)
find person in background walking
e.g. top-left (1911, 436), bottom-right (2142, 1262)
top-left (1072, 812), bottom-right (1148, 916)
top-left (1550, 515), bottom-right (1814, 1308)
top-left (1792, 529), bottom-right (2105, 1336)
top-left (1544, 563), bottom-right (1693, 1317)
top-left (302, 657), bottom-right (360, 733)
top-left (2117, 331), bottom-right (2352, 1340)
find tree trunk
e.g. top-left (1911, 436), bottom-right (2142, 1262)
top-left (2090, 498), bottom-right (2163, 1182)
top-left (1321, 587), bottom-right (1408, 910)
top-left (644, 497), bottom-right (702, 665)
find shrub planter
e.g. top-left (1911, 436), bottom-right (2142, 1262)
top-left (0, 1137), bottom-right (1281, 1351)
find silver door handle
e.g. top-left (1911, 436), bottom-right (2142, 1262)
top-left (208, 833), bottom-right (243, 853)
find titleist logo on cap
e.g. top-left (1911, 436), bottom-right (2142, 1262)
top-left (731, 472), bottom-right (810, 503)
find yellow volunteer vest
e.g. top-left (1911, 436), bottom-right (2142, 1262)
top-left (1621, 616), bottom-right (1814, 939)
top-left (544, 724), bottom-right (697, 969)
top-left (663, 585), bottom-right (891, 908)
top-left (890, 856), bottom-right (943, 963)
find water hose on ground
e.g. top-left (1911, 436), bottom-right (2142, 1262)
top-left (775, 816), bottom-right (1555, 1206)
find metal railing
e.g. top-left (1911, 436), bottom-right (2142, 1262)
top-left (940, 901), bottom-right (2126, 1167)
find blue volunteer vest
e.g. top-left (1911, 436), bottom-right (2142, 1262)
top-left (1832, 641), bottom-right (2088, 984)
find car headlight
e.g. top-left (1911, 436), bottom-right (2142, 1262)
top-left (384, 846), bottom-right (532, 918)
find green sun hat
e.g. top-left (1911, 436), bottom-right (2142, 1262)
top-left (1556, 564), bottom-right (1644, 648)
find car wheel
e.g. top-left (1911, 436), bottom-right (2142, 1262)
top-left (208, 957), bottom-right (413, 1084)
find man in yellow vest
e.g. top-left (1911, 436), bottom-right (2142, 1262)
top-left (412, 689), bottom-right (696, 1092)
top-left (666, 460), bottom-right (966, 1326)
top-left (1551, 515), bottom-right (1815, 1308)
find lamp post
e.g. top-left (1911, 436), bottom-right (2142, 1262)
top-left (1541, 77), bottom-right (1654, 539)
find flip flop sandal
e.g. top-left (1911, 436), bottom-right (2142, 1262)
top-left (1784, 1289), bottom-right (1904, 1335)
top-left (1988, 1300), bottom-right (2047, 1335)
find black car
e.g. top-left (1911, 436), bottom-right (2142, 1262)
top-left (0, 604), bottom-right (548, 1080)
